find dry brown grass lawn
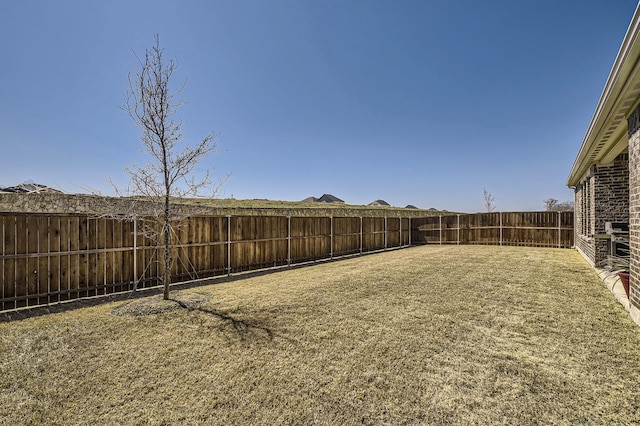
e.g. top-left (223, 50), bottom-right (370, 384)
top-left (1, 245), bottom-right (640, 425)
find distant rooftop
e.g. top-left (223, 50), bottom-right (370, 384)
top-left (303, 194), bottom-right (345, 204)
top-left (0, 181), bottom-right (63, 194)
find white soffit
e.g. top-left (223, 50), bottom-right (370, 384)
top-left (567, 4), bottom-right (640, 186)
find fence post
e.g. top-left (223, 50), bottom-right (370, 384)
top-left (133, 217), bottom-right (138, 291)
top-left (499, 212), bottom-right (503, 246)
top-left (383, 216), bottom-right (387, 249)
top-left (558, 210), bottom-right (561, 248)
top-left (360, 217), bottom-right (363, 254)
top-left (287, 216), bottom-right (291, 266)
top-left (330, 216), bottom-right (333, 259)
top-left (457, 214), bottom-right (460, 245)
top-left (408, 217), bottom-right (412, 246)
top-left (226, 215), bottom-right (231, 276)
top-left (439, 215), bottom-right (442, 245)
top-left (399, 217), bottom-right (402, 248)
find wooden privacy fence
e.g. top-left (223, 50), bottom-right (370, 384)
top-left (0, 211), bottom-right (575, 312)
top-left (0, 214), bottom-right (412, 311)
top-left (414, 211), bottom-right (574, 248)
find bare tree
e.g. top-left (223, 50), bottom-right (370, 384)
top-left (557, 200), bottom-right (574, 211)
top-left (122, 35), bottom-right (219, 300)
top-left (545, 198), bottom-right (574, 212)
top-left (544, 198), bottom-right (559, 211)
top-left (483, 188), bottom-right (496, 212)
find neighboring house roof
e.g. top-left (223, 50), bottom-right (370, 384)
top-left (567, 4), bottom-right (640, 186)
top-left (301, 196), bottom-right (318, 203)
top-left (368, 200), bottom-right (390, 207)
top-left (405, 205), bottom-right (418, 209)
top-left (317, 194), bottom-right (344, 203)
top-left (0, 182), bottom-right (63, 194)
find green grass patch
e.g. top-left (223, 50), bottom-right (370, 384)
top-left (1, 245), bottom-right (639, 424)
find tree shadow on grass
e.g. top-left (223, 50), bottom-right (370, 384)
top-left (170, 295), bottom-right (274, 340)
top-left (0, 266), bottom-right (296, 324)
top-left (108, 290), bottom-right (278, 343)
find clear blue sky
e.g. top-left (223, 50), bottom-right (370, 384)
top-left (1, 1), bottom-right (638, 212)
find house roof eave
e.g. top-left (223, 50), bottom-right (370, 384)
top-left (567, 3), bottom-right (640, 187)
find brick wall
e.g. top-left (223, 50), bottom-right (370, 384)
top-left (595, 154), bottom-right (629, 265)
top-left (594, 154), bottom-right (629, 230)
top-left (575, 234), bottom-right (596, 266)
top-left (573, 154), bottom-right (629, 267)
top-left (575, 181), bottom-right (585, 237)
top-left (574, 179), bottom-right (591, 263)
top-left (589, 171), bottom-right (596, 237)
top-left (629, 125), bottom-right (640, 310)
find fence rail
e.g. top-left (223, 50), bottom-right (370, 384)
top-left (0, 211), bottom-right (573, 312)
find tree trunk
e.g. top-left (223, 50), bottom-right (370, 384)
top-left (163, 194), bottom-right (171, 300)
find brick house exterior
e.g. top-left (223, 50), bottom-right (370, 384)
top-left (568, 5), bottom-right (640, 325)
top-left (573, 155), bottom-right (629, 267)
top-left (629, 110), bottom-right (640, 314)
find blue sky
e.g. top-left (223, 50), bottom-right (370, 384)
top-left (1, 1), bottom-right (638, 212)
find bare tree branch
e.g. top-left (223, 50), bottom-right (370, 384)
top-left (483, 188), bottom-right (496, 213)
top-left (544, 198), bottom-right (558, 211)
top-left (544, 198), bottom-right (574, 212)
top-left (119, 34), bottom-right (223, 300)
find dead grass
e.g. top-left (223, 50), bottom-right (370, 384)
top-left (1, 245), bottom-right (640, 425)
top-left (173, 197), bottom-right (446, 217)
